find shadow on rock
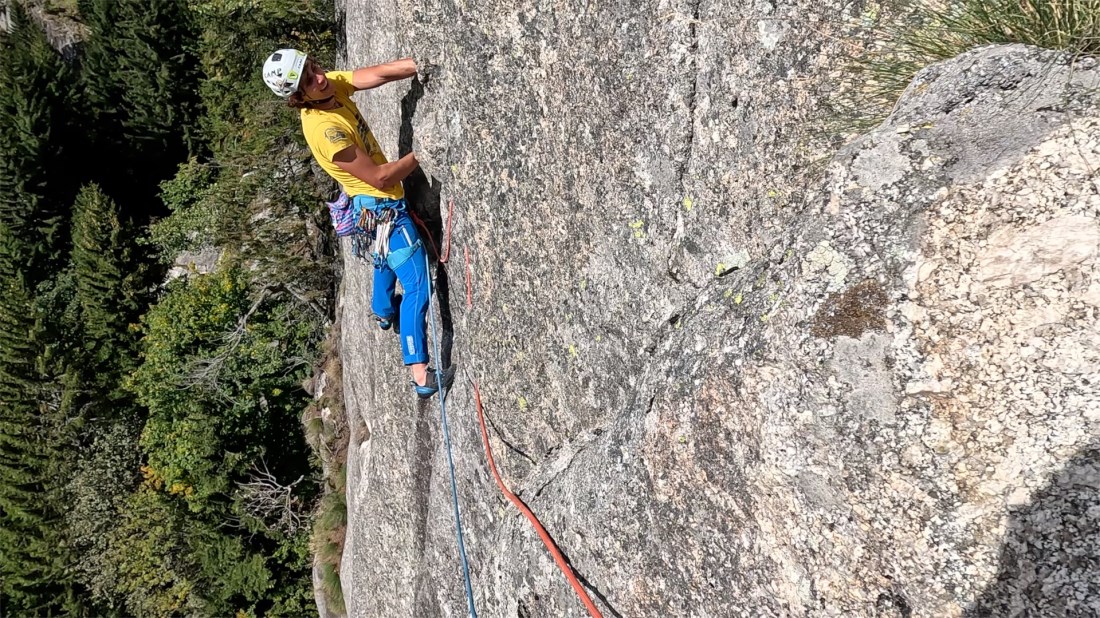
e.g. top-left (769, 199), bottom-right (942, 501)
top-left (410, 396), bottom-right (443, 617)
top-left (399, 76), bottom-right (443, 249)
top-left (398, 77), bottom-right (454, 370)
top-left (967, 443), bottom-right (1100, 617)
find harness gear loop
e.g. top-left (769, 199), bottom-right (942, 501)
top-left (349, 203), bottom-right (398, 264)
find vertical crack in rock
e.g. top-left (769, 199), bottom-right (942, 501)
top-left (487, 414), bottom-right (538, 466)
top-left (670, 0), bottom-right (702, 193)
top-left (666, 0), bottom-right (706, 289)
top-left (683, 0), bottom-right (701, 188)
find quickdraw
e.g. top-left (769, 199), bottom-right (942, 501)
top-left (350, 206), bottom-right (397, 262)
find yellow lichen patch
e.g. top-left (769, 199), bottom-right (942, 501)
top-left (682, 196), bottom-right (694, 211)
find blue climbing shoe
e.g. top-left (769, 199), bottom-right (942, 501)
top-left (413, 365), bottom-right (456, 399)
top-left (376, 316), bottom-right (393, 330)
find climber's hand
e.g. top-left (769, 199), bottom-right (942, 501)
top-left (352, 58), bottom-right (417, 91)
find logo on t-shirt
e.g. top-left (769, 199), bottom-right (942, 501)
top-left (324, 127), bottom-right (349, 144)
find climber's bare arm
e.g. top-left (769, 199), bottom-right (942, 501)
top-left (352, 58), bottom-right (417, 91)
top-left (332, 144), bottom-right (419, 190)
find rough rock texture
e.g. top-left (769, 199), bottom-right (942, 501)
top-left (334, 1), bottom-right (1100, 614)
top-left (0, 0), bottom-right (86, 57)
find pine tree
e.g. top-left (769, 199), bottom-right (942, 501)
top-left (0, 226), bottom-right (79, 615)
top-left (78, 0), bottom-right (203, 205)
top-left (0, 4), bottom-right (79, 280)
top-left (69, 184), bottom-right (147, 378)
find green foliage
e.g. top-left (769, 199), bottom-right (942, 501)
top-left (149, 158), bottom-right (221, 258)
top-left (96, 470), bottom-right (308, 617)
top-left (317, 560), bottom-right (345, 614)
top-left (78, 0), bottom-right (203, 204)
top-left (69, 184), bottom-right (149, 377)
top-left (185, 524), bottom-right (275, 613)
top-left (0, 3), bottom-right (79, 279)
top-left (42, 0), bottom-right (80, 16)
top-left (841, 0), bottom-right (1100, 126)
top-left (0, 224), bottom-right (81, 615)
top-left (102, 487), bottom-right (196, 616)
top-left (146, 0), bottom-right (339, 308)
top-left (131, 267), bottom-right (317, 507)
top-left (191, 0), bottom-right (335, 156)
top-left (119, 265), bottom-right (321, 615)
top-left (65, 420), bottom-right (143, 613)
top-left (0, 1), bottom-right (336, 613)
top-left (311, 464), bottom-right (347, 614)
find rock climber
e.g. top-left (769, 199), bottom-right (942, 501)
top-left (262, 48), bottom-right (453, 398)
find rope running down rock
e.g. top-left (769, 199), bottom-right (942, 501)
top-left (473, 382), bottom-right (605, 618)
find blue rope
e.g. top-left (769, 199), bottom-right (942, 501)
top-left (425, 251), bottom-right (478, 617)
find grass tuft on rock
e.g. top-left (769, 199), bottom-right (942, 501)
top-left (318, 560), bottom-right (346, 614)
top-left (311, 463), bottom-right (348, 614)
top-left (843, 0), bottom-right (1100, 126)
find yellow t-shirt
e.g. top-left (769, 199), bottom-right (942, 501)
top-left (300, 71), bottom-right (404, 200)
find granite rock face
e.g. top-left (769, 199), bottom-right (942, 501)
top-left (333, 0), bottom-right (1100, 613)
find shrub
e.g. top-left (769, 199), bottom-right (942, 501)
top-left (843, 0), bottom-right (1100, 125)
top-left (65, 420), bottom-right (143, 609)
top-left (130, 266), bottom-right (322, 510)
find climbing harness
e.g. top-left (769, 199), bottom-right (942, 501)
top-left (334, 192), bottom-right (452, 267)
top-left (473, 384), bottom-right (605, 618)
top-left (424, 250), bottom-right (478, 617)
top-left (357, 196), bottom-right (405, 264)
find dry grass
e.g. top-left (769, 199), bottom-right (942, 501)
top-left (311, 465), bottom-right (348, 614)
top-left (838, 0), bottom-right (1100, 127)
top-left (302, 321), bottom-right (350, 614)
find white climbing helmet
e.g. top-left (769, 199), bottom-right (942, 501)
top-left (262, 48), bottom-right (308, 98)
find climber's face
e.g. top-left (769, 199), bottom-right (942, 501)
top-left (299, 58), bottom-right (334, 101)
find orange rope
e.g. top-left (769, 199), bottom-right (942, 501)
top-left (473, 383), bottom-right (605, 618)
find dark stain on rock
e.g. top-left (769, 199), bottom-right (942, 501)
top-left (811, 279), bottom-right (888, 338)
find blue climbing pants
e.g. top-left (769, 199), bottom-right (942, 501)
top-left (354, 195), bottom-right (430, 366)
